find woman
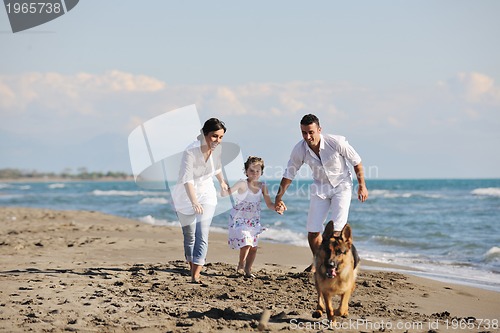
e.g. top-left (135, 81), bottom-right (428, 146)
top-left (172, 118), bottom-right (228, 283)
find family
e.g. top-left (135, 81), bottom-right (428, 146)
top-left (171, 115), bottom-right (368, 284)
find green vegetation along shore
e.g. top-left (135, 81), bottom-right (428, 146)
top-left (0, 168), bottom-right (132, 181)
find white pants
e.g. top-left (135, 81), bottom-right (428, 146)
top-left (306, 182), bottom-right (352, 233)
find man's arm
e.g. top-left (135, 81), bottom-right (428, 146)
top-left (274, 177), bottom-right (292, 214)
top-left (353, 163), bottom-right (368, 202)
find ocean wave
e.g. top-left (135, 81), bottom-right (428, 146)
top-left (369, 189), bottom-right (443, 199)
top-left (48, 183), bottom-right (65, 189)
top-left (139, 197), bottom-right (169, 205)
top-left (370, 235), bottom-right (422, 248)
top-left (203, 225), bottom-right (309, 248)
top-left (1, 184), bottom-right (31, 190)
top-left (361, 251), bottom-right (500, 292)
top-left (138, 215), bottom-right (176, 226)
top-left (260, 227), bottom-right (308, 248)
top-left (471, 187), bottom-right (500, 197)
top-left (92, 190), bottom-right (164, 197)
top-left (0, 194), bottom-right (24, 200)
top-left (0, 183), bottom-right (31, 190)
top-left (209, 226), bottom-right (228, 235)
top-left (484, 247), bottom-right (500, 262)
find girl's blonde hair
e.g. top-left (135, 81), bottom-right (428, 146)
top-left (244, 156), bottom-right (265, 172)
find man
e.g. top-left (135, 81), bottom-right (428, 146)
top-left (274, 114), bottom-right (368, 268)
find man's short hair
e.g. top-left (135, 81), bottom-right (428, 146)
top-left (300, 114), bottom-right (320, 127)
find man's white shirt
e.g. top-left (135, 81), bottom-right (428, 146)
top-left (283, 134), bottom-right (362, 196)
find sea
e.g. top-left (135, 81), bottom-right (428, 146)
top-left (1, 178), bottom-right (499, 292)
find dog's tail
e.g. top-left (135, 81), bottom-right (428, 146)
top-left (352, 244), bottom-right (360, 269)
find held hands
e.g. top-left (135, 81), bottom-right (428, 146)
top-left (275, 200), bottom-right (287, 215)
top-left (220, 182), bottom-right (229, 197)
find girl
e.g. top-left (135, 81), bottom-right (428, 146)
top-left (222, 156), bottom-right (275, 278)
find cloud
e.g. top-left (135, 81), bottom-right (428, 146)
top-left (224, 81), bottom-right (352, 118)
top-left (75, 71), bottom-right (166, 93)
top-left (1, 70), bottom-right (498, 143)
top-left (0, 81), bottom-right (16, 108)
top-left (0, 71), bottom-right (165, 113)
top-left (1, 70), bottom-right (499, 177)
top-left (459, 72), bottom-right (494, 101)
top-left (442, 72), bottom-right (500, 105)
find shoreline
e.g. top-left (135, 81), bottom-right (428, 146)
top-left (208, 228), bottom-right (500, 294)
top-left (1, 197), bottom-right (498, 293)
top-left (1, 207), bottom-right (499, 332)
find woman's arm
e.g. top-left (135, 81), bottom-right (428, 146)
top-left (184, 182), bottom-right (203, 214)
top-left (215, 172), bottom-right (229, 196)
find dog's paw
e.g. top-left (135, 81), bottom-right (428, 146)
top-left (312, 310), bottom-right (323, 319)
top-left (335, 308), bottom-right (349, 317)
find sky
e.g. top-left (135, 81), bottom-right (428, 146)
top-left (1, 1), bottom-right (499, 179)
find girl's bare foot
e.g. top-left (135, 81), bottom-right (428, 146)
top-left (237, 262), bottom-right (245, 275)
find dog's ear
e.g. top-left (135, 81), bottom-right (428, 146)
top-left (342, 224), bottom-right (353, 248)
top-left (323, 220), bottom-right (334, 239)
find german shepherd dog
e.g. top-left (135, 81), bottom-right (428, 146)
top-left (312, 221), bottom-right (359, 323)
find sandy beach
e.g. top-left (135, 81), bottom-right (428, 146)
top-left (0, 207), bottom-right (498, 332)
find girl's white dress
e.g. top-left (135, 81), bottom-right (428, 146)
top-left (228, 184), bottom-right (266, 249)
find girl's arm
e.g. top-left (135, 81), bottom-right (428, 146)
top-left (221, 180), bottom-right (247, 197)
top-left (261, 183), bottom-right (276, 210)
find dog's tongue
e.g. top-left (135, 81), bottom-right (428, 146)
top-left (328, 268), bottom-right (336, 278)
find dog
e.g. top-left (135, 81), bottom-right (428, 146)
top-left (312, 221), bottom-right (359, 323)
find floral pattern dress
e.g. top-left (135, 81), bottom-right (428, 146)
top-left (228, 184), bottom-right (267, 249)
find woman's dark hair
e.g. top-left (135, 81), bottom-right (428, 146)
top-left (300, 114), bottom-right (320, 127)
top-left (202, 118), bottom-right (226, 136)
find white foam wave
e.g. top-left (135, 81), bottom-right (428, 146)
top-left (139, 197), bottom-right (169, 205)
top-left (186, 225), bottom-right (308, 248)
top-left (138, 215), bottom-right (176, 226)
top-left (471, 187), bottom-right (500, 197)
top-left (210, 226), bottom-right (228, 234)
top-left (92, 190), bottom-right (164, 197)
top-left (361, 249), bottom-right (500, 292)
top-left (369, 189), bottom-right (442, 199)
top-left (260, 227), bottom-right (308, 247)
top-left (484, 247), bottom-right (500, 262)
top-left (207, 225), bottom-right (308, 247)
top-left (367, 266), bottom-right (500, 292)
top-left (48, 183), bottom-right (65, 189)
top-left (0, 183), bottom-right (32, 190)
top-left (0, 194), bottom-right (24, 200)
